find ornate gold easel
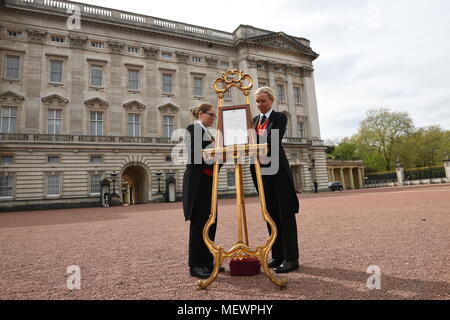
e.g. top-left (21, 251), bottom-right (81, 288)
top-left (197, 70), bottom-right (287, 289)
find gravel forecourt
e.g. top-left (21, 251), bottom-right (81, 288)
top-left (0, 184), bottom-right (448, 300)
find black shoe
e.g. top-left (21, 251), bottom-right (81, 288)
top-left (190, 267), bottom-right (211, 279)
top-left (267, 259), bottom-right (283, 268)
top-left (274, 260), bottom-right (299, 273)
top-left (207, 264), bottom-right (225, 273)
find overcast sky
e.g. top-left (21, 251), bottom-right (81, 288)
top-left (81, 0), bottom-right (450, 142)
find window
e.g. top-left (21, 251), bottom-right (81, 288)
top-left (128, 113), bottom-right (140, 136)
top-left (162, 74), bottom-right (173, 94)
top-left (50, 60), bottom-right (63, 83)
top-left (90, 111), bottom-right (103, 136)
top-left (1, 156), bottom-right (14, 163)
top-left (298, 122), bottom-right (305, 138)
top-left (90, 174), bottom-right (101, 194)
top-left (194, 77), bottom-right (203, 97)
top-left (48, 156), bottom-right (61, 163)
top-left (294, 87), bottom-right (301, 104)
top-left (0, 107), bottom-right (17, 133)
top-left (258, 81), bottom-right (267, 88)
top-left (128, 47), bottom-right (140, 54)
top-left (91, 41), bottom-right (105, 49)
top-left (8, 30), bottom-right (23, 38)
top-left (0, 176), bottom-right (13, 198)
top-left (161, 52), bottom-right (172, 59)
top-left (51, 36), bottom-right (65, 43)
top-left (5, 56), bottom-right (20, 80)
top-left (48, 109), bottom-right (62, 134)
top-left (256, 64), bottom-right (265, 69)
top-left (277, 84), bottom-right (286, 102)
top-left (128, 69), bottom-right (140, 91)
top-left (192, 56), bottom-right (203, 63)
top-left (90, 65), bottom-right (103, 87)
top-left (163, 116), bottom-right (174, 138)
top-left (227, 169), bottom-right (235, 187)
top-left (220, 61), bottom-right (229, 68)
top-left (47, 175), bottom-right (60, 196)
top-left (90, 155), bottom-right (103, 163)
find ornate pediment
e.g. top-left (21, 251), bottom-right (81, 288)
top-left (123, 100), bottom-right (145, 111)
top-left (246, 32), bottom-right (318, 58)
top-left (0, 91), bottom-right (25, 104)
top-left (84, 97), bottom-right (109, 109)
top-left (41, 94), bottom-right (69, 107)
top-left (158, 103), bottom-right (179, 114)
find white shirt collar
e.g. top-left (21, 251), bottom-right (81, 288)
top-left (260, 109), bottom-right (273, 120)
top-left (195, 120), bottom-right (208, 131)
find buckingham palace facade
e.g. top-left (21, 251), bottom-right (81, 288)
top-left (0, 0), bottom-right (327, 211)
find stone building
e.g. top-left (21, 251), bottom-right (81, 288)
top-left (326, 160), bottom-right (366, 190)
top-left (0, 0), bottom-right (327, 211)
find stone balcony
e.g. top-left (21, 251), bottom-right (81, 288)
top-left (0, 133), bottom-right (318, 146)
top-left (4, 0), bottom-right (235, 43)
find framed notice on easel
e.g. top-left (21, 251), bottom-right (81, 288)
top-left (217, 104), bottom-right (254, 147)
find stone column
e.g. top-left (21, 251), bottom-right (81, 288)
top-left (25, 30), bottom-right (47, 133)
top-left (340, 168), bottom-right (345, 189)
top-left (443, 157), bottom-right (450, 182)
top-left (396, 160), bottom-right (404, 186)
top-left (267, 62), bottom-right (276, 89)
top-left (349, 168), bottom-right (355, 189)
top-left (243, 58), bottom-right (259, 115)
top-left (331, 168), bottom-right (335, 181)
top-left (286, 70), bottom-right (297, 137)
top-left (357, 167), bottom-right (363, 189)
top-left (302, 67), bottom-right (321, 140)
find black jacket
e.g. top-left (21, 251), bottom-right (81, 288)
top-left (250, 111), bottom-right (299, 214)
top-left (182, 123), bottom-right (215, 221)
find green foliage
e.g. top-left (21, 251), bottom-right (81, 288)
top-left (330, 108), bottom-right (449, 173)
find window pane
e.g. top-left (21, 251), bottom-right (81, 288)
top-left (5, 56), bottom-right (20, 79)
top-left (298, 122), bottom-right (305, 138)
top-left (163, 74), bottom-right (172, 93)
top-left (277, 85), bottom-right (285, 102)
top-left (90, 112), bottom-right (103, 136)
top-left (163, 116), bottom-right (174, 138)
top-left (47, 175), bottom-right (60, 195)
top-left (50, 61), bottom-right (63, 83)
top-left (91, 67), bottom-right (103, 87)
top-left (128, 70), bottom-right (139, 90)
top-left (294, 87), bottom-right (301, 104)
top-left (0, 176), bottom-right (13, 197)
top-left (194, 78), bottom-right (203, 96)
top-left (0, 107), bottom-right (17, 133)
top-left (128, 114), bottom-right (140, 136)
top-left (227, 170), bottom-right (235, 187)
top-left (90, 175), bottom-right (101, 193)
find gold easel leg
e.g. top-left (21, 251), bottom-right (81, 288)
top-left (197, 247), bottom-right (224, 289)
top-left (258, 247), bottom-right (287, 289)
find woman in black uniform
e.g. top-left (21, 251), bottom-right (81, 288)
top-left (182, 103), bottom-right (219, 279)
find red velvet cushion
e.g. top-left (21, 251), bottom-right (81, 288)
top-left (229, 257), bottom-right (261, 276)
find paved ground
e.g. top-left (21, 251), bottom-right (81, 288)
top-left (0, 184), bottom-right (449, 300)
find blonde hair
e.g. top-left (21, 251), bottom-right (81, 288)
top-left (255, 86), bottom-right (275, 101)
top-left (191, 103), bottom-right (213, 119)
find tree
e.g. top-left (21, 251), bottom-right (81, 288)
top-left (356, 108), bottom-right (414, 171)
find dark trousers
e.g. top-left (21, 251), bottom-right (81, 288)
top-left (188, 174), bottom-right (216, 267)
top-left (263, 177), bottom-right (299, 262)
